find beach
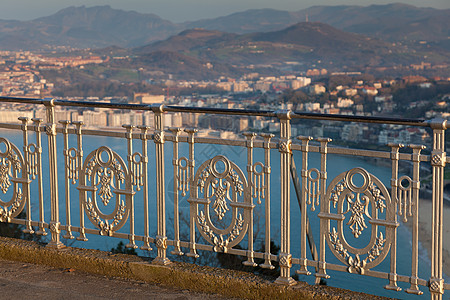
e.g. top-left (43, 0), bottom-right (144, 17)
top-left (417, 197), bottom-right (450, 279)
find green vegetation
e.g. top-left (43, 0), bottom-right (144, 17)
top-left (0, 212), bottom-right (46, 244)
top-left (110, 241), bottom-right (137, 255)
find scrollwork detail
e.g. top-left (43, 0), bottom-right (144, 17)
top-left (329, 227), bottom-right (349, 259)
top-left (229, 169), bottom-right (244, 196)
top-left (0, 188), bottom-right (22, 222)
top-left (366, 232), bottom-right (386, 263)
top-left (197, 211), bottom-right (244, 253)
top-left (97, 168), bottom-right (113, 206)
top-left (348, 254), bottom-right (366, 275)
top-left (85, 197), bottom-right (126, 236)
top-left (211, 179), bottom-right (230, 220)
top-left (369, 183), bottom-right (386, 213)
top-left (110, 159), bottom-right (125, 183)
top-left (344, 193), bottom-right (371, 238)
top-left (329, 227), bottom-right (386, 275)
top-left (329, 181), bottom-right (346, 208)
top-left (197, 167), bottom-right (210, 193)
top-left (0, 158), bottom-right (11, 194)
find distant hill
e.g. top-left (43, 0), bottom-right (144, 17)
top-left (0, 4), bottom-right (448, 52)
top-left (300, 4), bottom-right (450, 45)
top-left (134, 22), bottom-right (438, 69)
top-left (186, 3), bottom-right (450, 49)
top-left (0, 5), bottom-right (182, 50)
top-left (135, 29), bottom-right (238, 54)
top-left (184, 9), bottom-right (301, 34)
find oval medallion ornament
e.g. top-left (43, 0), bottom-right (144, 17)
top-left (79, 147), bottom-right (131, 236)
top-left (190, 155), bottom-right (252, 253)
top-left (0, 138), bottom-right (27, 222)
top-left (323, 168), bottom-right (395, 274)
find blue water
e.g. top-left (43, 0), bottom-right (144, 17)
top-left (0, 129), bottom-right (438, 298)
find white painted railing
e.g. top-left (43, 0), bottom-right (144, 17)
top-left (0, 96), bottom-right (447, 299)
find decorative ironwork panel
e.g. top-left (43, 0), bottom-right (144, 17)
top-left (189, 155), bottom-right (252, 253)
top-left (0, 137), bottom-right (27, 222)
top-left (78, 146), bottom-right (132, 236)
top-left (322, 167), bottom-right (396, 275)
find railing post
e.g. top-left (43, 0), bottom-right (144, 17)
top-left (185, 128), bottom-right (199, 258)
top-left (169, 127), bottom-right (183, 256)
top-left (275, 109), bottom-right (295, 286)
top-left (44, 98), bottom-right (64, 249)
top-left (152, 104), bottom-right (170, 265)
top-left (19, 117), bottom-right (34, 234)
top-left (429, 118), bottom-right (447, 300)
top-left (138, 125), bottom-right (152, 251)
top-left (260, 133), bottom-right (275, 270)
top-left (385, 143), bottom-right (403, 291)
top-left (59, 120), bottom-right (74, 240)
top-left (32, 118), bottom-right (46, 236)
top-left (123, 124), bottom-right (138, 249)
top-left (243, 132), bottom-right (257, 267)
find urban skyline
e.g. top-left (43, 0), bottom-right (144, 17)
top-left (1, 0), bottom-right (449, 22)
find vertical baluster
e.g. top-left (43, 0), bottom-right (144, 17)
top-left (243, 132), bottom-right (257, 267)
top-left (123, 125), bottom-right (137, 249)
top-left (169, 127), bottom-right (183, 255)
top-left (296, 136), bottom-right (313, 275)
top-left (316, 138), bottom-right (331, 282)
top-left (406, 144), bottom-right (425, 295)
top-left (317, 138), bottom-right (331, 208)
top-left (74, 121), bottom-right (87, 241)
top-left (19, 117), bottom-right (33, 234)
top-left (260, 133), bottom-right (275, 269)
top-left (429, 118), bottom-right (447, 300)
top-left (44, 99), bottom-right (64, 249)
top-left (138, 125), bottom-right (152, 251)
top-left (185, 128), bottom-right (199, 258)
top-left (32, 118), bottom-right (46, 235)
top-left (59, 120), bottom-right (74, 240)
top-left (275, 110), bottom-right (295, 285)
top-left (152, 104), bottom-right (170, 265)
top-left (384, 143), bottom-right (403, 291)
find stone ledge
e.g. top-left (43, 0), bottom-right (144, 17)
top-left (0, 237), bottom-right (388, 300)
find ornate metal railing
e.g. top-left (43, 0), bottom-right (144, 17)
top-left (0, 96), bottom-right (447, 299)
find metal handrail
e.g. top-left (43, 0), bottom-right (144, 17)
top-left (0, 96), bottom-right (431, 127)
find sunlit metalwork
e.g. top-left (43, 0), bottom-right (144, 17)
top-left (0, 96), bottom-right (447, 299)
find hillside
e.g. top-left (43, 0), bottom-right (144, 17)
top-left (0, 4), bottom-right (448, 52)
top-left (134, 29), bottom-right (238, 54)
top-left (0, 5), bottom-right (182, 50)
top-left (135, 22), bottom-right (439, 69)
top-left (186, 3), bottom-right (450, 50)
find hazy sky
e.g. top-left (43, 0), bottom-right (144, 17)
top-left (1, 0), bottom-right (449, 22)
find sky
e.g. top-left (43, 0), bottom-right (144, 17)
top-left (1, 0), bottom-right (449, 22)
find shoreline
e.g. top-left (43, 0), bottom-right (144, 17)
top-left (406, 196), bottom-right (450, 280)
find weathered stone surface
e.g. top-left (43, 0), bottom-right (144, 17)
top-left (0, 237), bottom-right (390, 300)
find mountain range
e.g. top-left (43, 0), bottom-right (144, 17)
top-left (133, 23), bottom-right (405, 68)
top-left (0, 4), bottom-right (448, 51)
top-left (1, 4), bottom-right (449, 81)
